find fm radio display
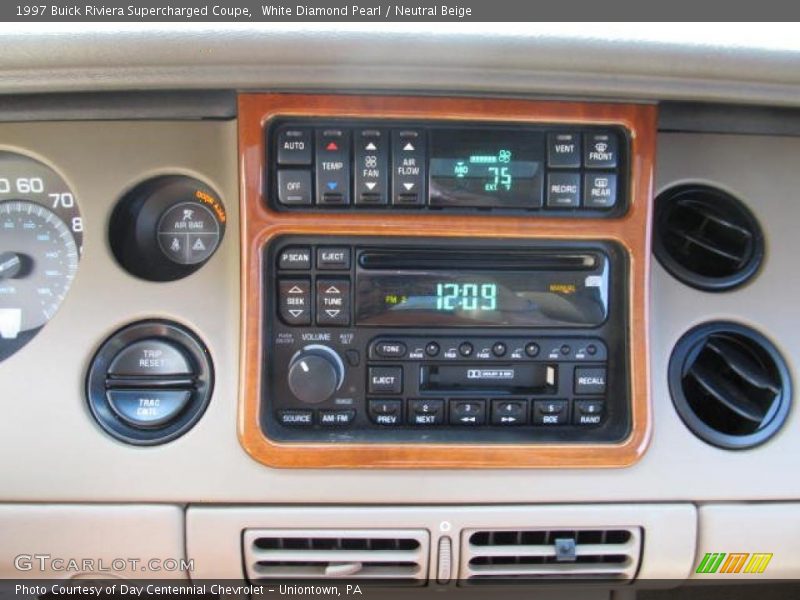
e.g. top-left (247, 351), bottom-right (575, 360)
top-left (429, 128), bottom-right (544, 208)
top-left (356, 270), bottom-right (608, 328)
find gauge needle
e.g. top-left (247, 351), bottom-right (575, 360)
top-left (0, 252), bottom-right (22, 279)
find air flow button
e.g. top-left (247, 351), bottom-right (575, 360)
top-left (392, 130), bottom-right (426, 206)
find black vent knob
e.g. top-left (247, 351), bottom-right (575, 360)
top-left (669, 322), bottom-right (791, 449)
top-left (654, 185), bottom-right (764, 291)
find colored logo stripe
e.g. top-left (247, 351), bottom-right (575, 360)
top-left (744, 553), bottom-right (773, 574)
top-left (696, 552), bottom-right (773, 574)
top-left (720, 553), bottom-right (749, 573)
top-left (696, 553), bottom-right (726, 574)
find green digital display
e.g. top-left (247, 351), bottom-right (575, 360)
top-left (429, 128), bottom-right (543, 208)
top-left (435, 282), bottom-right (497, 311)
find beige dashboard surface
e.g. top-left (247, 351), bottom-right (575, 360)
top-left (0, 121), bottom-right (797, 503)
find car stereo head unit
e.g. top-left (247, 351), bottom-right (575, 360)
top-left (263, 235), bottom-right (630, 445)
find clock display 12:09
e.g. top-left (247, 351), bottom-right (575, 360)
top-left (435, 282), bottom-right (497, 311)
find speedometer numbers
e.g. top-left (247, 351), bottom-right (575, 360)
top-left (0, 151), bottom-right (83, 362)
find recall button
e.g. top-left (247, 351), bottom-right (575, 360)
top-left (574, 367), bottom-right (607, 395)
top-left (107, 389), bottom-right (191, 428)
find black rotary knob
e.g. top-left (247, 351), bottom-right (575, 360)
top-left (109, 175), bottom-right (226, 282)
top-left (287, 345), bottom-right (345, 404)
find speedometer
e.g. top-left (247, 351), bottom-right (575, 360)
top-left (0, 151), bottom-right (83, 362)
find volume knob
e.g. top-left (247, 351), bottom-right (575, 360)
top-left (287, 345), bottom-right (345, 404)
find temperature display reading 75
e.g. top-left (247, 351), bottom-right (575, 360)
top-left (429, 128), bottom-right (544, 208)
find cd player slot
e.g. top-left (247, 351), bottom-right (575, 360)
top-left (358, 250), bottom-right (597, 271)
top-left (420, 364), bottom-right (557, 395)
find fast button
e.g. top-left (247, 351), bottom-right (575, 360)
top-left (491, 399), bottom-right (527, 425)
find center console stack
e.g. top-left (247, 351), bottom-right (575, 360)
top-left (237, 94), bottom-right (656, 469)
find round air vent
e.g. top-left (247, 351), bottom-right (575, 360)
top-left (654, 184), bottom-right (764, 291)
top-left (670, 322), bottom-right (791, 449)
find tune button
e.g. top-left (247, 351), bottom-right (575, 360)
top-left (425, 341), bottom-right (440, 357)
top-left (524, 342), bottom-right (540, 358)
top-left (492, 342), bottom-right (507, 357)
top-left (458, 342), bottom-right (474, 357)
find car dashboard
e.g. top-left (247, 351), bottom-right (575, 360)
top-left (0, 23), bottom-right (798, 598)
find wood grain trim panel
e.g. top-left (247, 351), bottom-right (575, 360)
top-left (238, 93), bottom-right (656, 469)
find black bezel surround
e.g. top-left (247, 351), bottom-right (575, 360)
top-left (669, 321), bottom-right (792, 450)
top-left (86, 320), bottom-right (214, 445)
top-left (263, 235), bottom-right (632, 445)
